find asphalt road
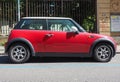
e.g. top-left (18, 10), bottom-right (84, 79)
top-left (0, 54), bottom-right (120, 82)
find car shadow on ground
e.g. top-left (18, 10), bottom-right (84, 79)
top-left (28, 57), bottom-right (96, 63)
top-left (0, 55), bottom-right (97, 64)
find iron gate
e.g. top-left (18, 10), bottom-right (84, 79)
top-left (0, 0), bottom-right (97, 35)
top-left (0, 0), bottom-right (17, 35)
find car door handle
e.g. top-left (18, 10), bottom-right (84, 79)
top-left (45, 33), bottom-right (54, 37)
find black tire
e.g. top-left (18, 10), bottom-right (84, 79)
top-left (94, 43), bottom-right (113, 62)
top-left (8, 43), bottom-right (30, 63)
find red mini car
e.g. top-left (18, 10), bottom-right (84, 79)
top-left (5, 17), bottom-right (117, 63)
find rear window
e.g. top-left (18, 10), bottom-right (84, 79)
top-left (14, 19), bottom-right (47, 30)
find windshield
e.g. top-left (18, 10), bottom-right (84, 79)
top-left (71, 19), bottom-right (86, 32)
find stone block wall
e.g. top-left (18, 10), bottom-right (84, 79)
top-left (97, 0), bottom-right (110, 36)
top-left (97, 0), bottom-right (120, 36)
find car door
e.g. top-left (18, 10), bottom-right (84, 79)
top-left (17, 19), bottom-right (48, 52)
top-left (44, 19), bottom-right (88, 53)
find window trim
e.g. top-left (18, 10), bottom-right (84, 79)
top-left (46, 19), bottom-right (81, 32)
top-left (14, 19), bottom-right (47, 30)
top-left (14, 18), bottom-right (86, 32)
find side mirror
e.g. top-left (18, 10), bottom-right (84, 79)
top-left (71, 26), bottom-right (79, 34)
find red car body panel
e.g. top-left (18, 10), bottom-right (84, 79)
top-left (8, 29), bottom-right (111, 54)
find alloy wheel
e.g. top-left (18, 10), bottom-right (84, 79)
top-left (96, 45), bottom-right (111, 61)
top-left (11, 45), bottom-right (27, 62)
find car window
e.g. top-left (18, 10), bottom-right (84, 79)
top-left (47, 19), bottom-right (78, 32)
top-left (19, 19), bottom-right (46, 30)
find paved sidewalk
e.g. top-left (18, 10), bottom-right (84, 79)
top-left (117, 45), bottom-right (120, 54)
top-left (0, 45), bottom-right (120, 54)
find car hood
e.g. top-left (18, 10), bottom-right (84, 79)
top-left (84, 32), bottom-right (116, 45)
top-left (85, 32), bottom-right (111, 39)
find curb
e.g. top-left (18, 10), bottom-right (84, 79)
top-left (0, 50), bottom-right (4, 51)
top-left (116, 52), bottom-right (120, 54)
top-left (0, 46), bottom-right (4, 55)
top-left (0, 53), bottom-right (4, 55)
top-left (0, 49), bottom-right (4, 55)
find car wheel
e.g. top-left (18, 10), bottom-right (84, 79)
top-left (94, 43), bottom-right (113, 62)
top-left (8, 44), bottom-right (30, 63)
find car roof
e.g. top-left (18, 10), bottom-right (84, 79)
top-left (22, 17), bottom-right (72, 20)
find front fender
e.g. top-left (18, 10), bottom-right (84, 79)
top-left (89, 38), bottom-right (116, 57)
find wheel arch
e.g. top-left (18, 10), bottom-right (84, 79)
top-left (90, 38), bottom-right (116, 57)
top-left (5, 38), bottom-right (35, 56)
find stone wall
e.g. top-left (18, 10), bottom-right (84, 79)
top-left (110, 0), bottom-right (120, 36)
top-left (97, 0), bottom-right (120, 36)
top-left (97, 0), bottom-right (110, 36)
top-left (111, 0), bottom-right (120, 13)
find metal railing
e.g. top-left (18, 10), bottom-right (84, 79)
top-left (0, 1), bottom-right (17, 35)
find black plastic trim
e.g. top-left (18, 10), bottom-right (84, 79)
top-left (89, 38), bottom-right (116, 57)
top-left (5, 38), bottom-right (35, 56)
top-left (35, 52), bottom-right (91, 57)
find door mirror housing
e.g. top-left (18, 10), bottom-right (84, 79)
top-left (71, 26), bottom-right (79, 34)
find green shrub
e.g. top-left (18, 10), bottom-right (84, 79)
top-left (82, 15), bottom-right (96, 32)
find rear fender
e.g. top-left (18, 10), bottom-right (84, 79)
top-left (5, 38), bottom-right (35, 56)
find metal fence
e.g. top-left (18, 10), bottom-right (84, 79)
top-left (0, 0), bottom-right (17, 35)
top-left (0, 0), bottom-right (97, 35)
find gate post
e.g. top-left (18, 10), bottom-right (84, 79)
top-left (61, 0), bottom-right (63, 16)
top-left (17, 0), bottom-right (20, 21)
top-left (26, 0), bottom-right (28, 17)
